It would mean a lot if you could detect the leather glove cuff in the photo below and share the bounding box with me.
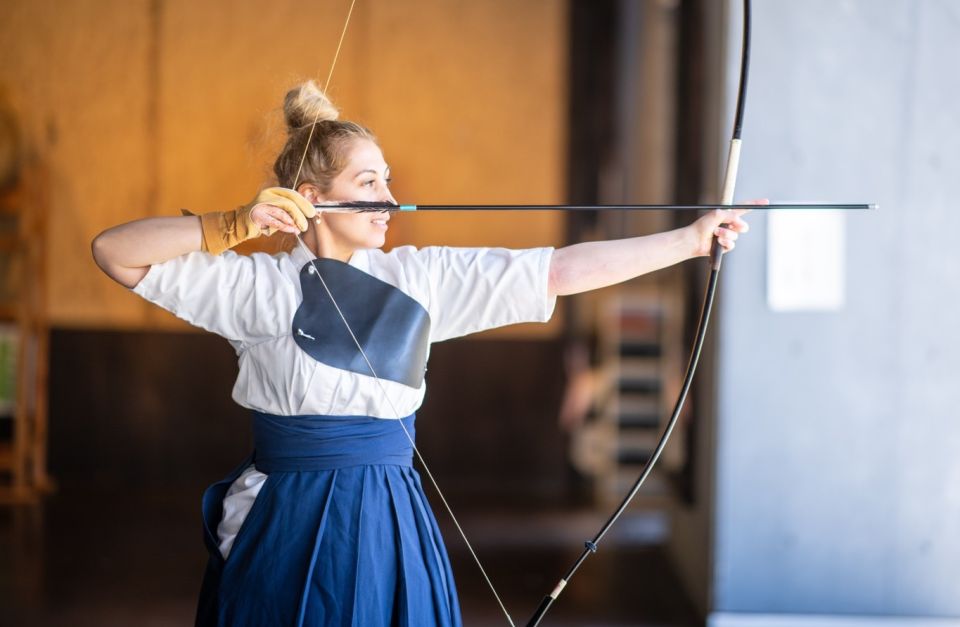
[197,209,259,255]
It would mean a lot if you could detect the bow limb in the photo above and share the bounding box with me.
[523,1,752,625]
[712,0,751,270]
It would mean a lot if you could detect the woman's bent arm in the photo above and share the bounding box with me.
[92,216,203,288]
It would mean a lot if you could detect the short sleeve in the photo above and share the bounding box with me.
[414,246,557,342]
[132,250,298,345]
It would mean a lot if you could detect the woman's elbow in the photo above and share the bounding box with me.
[91,230,113,270]
[91,230,145,289]
[547,249,572,297]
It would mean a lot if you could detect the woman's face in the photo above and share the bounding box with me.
[303,139,396,254]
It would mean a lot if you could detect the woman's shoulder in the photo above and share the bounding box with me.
[363,244,426,265]
[368,244,546,267]
[363,244,476,266]
[361,245,480,278]
[156,249,303,292]
[356,246,426,283]
[246,248,311,279]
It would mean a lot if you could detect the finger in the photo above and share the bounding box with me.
[252,206,293,235]
[270,198,309,232]
[714,227,739,242]
[270,215,300,234]
[254,206,298,234]
[293,195,317,220]
[264,205,296,227]
[269,187,317,220]
[728,198,768,217]
[260,214,292,235]
[715,231,736,250]
[713,208,748,225]
[259,188,312,229]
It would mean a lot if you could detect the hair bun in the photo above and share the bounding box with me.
[283,80,339,130]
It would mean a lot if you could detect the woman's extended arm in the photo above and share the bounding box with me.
[547,208,751,297]
[92,216,203,288]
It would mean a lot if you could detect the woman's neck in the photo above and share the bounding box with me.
[303,222,355,263]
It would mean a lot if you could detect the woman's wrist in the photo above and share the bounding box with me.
[681,224,705,259]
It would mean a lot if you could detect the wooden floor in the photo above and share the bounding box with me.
[1,486,700,627]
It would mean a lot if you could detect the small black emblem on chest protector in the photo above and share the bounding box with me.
[292,258,431,389]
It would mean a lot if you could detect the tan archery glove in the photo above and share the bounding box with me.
[196,187,317,255]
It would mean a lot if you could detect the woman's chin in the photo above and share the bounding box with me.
[370,230,387,248]
[361,234,387,249]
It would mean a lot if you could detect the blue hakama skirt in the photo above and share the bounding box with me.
[195,412,463,627]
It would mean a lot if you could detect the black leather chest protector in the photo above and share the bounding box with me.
[291,257,431,389]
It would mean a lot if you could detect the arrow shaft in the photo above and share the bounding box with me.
[313,202,876,212]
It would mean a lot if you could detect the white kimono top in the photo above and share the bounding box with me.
[133,243,556,557]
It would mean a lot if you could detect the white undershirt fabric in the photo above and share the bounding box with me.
[132,243,556,558]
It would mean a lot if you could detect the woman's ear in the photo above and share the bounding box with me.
[297,183,324,205]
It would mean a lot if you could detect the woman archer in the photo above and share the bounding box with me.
[92,80,751,626]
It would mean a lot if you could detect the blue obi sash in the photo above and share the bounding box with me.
[195,412,461,627]
[252,411,415,471]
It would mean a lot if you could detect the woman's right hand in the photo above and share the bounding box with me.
[193,187,318,255]
[244,187,317,236]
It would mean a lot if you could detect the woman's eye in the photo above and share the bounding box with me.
[385,178,393,187]
[361,180,375,187]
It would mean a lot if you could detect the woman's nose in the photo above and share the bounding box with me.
[380,187,397,206]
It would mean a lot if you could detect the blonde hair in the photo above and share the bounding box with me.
[273,80,377,193]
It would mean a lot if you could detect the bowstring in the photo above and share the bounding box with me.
[290,3,515,625]
[291,0,357,191]
[294,237,516,626]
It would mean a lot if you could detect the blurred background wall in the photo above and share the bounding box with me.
[685,1,960,625]
[0,2,579,624]
[0,0,574,500]
[0,0,566,331]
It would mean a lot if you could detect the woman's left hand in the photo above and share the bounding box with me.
[689,198,766,257]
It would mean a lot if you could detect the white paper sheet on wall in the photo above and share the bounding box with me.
[767,210,845,311]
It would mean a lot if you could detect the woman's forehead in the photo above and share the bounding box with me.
[347,140,388,172]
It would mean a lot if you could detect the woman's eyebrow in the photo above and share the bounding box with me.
[352,168,390,179]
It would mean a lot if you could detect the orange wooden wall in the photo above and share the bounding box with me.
[0,0,567,334]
